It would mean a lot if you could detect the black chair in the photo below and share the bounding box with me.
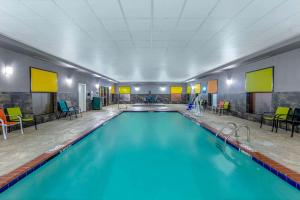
[287,108,300,137]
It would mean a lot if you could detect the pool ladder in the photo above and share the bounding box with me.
[216,122,251,144]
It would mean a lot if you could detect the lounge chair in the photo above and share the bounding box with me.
[6,107,37,130]
[286,108,300,137]
[57,100,77,119]
[260,107,290,132]
[0,108,23,140]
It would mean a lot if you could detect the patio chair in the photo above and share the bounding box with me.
[6,107,37,130]
[66,100,82,117]
[286,108,300,137]
[57,100,77,120]
[218,101,230,115]
[212,100,224,113]
[0,108,23,140]
[260,107,290,132]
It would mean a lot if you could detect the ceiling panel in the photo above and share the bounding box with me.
[87,0,123,19]
[154,0,185,18]
[121,0,150,18]
[182,0,219,18]
[0,0,299,82]
[177,19,204,31]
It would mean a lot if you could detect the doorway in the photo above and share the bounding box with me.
[78,83,87,112]
[208,93,218,107]
[247,93,272,114]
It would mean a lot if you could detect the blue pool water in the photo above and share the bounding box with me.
[1,112,299,199]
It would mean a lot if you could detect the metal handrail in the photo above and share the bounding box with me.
[236,125,251,143]
[216,122,238,137]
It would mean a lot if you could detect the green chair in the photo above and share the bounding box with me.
[6,107,36,130]
[260,107,290,132]
[218,101,230,115]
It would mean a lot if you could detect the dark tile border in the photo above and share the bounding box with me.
[0,110,299,194]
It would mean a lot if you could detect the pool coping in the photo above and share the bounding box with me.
[0,110,299,193]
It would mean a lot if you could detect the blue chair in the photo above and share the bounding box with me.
[57,100,77,119]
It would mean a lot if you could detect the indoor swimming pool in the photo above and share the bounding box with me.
[0,112,299,199]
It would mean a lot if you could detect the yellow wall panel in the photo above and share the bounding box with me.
[110,86,115,94]
[194,83,201,94]
[187,86,191,94]
[119,86,131,94]
[245,67,273,92]
[207,80,218,93]
[171,86,183,94]
[31,67,58,92]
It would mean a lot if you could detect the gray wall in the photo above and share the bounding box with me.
[0,46,112,94]
[116,82,187,94]
[189,47,300,119]
[0,46,114,116]
[116,82,188,104]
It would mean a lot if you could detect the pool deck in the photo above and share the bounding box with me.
[1,104,300,188]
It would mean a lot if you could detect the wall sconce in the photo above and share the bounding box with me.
[95,84,100,89]
[65,78,73,86]
[134,87,140,91]
[226,78,233,86]
[202,86,207,93]
[2,66,13,77]
[108,86,112,90]
[160,87,166,91]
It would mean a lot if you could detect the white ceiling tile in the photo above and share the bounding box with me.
[132,31,150,40]
[182,0,219,18]
[117,41,134,48]
[102,19,128,31]
[20,0,70,21]
[153,19,177,31]
[135,41,150,48]
[110,31,132,40]
[154,0,185,18]
[152,32,172,41]
[210,0,253,19]
[121,0,150,19]
[87,0,123,19]
[169,31,194,41]
[177,19,204,31]
[151,41,167,48]
[128,19,150,31]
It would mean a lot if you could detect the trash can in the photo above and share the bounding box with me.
[92,97,102,110]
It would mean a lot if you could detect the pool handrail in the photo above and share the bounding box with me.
[236,125,251,144]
